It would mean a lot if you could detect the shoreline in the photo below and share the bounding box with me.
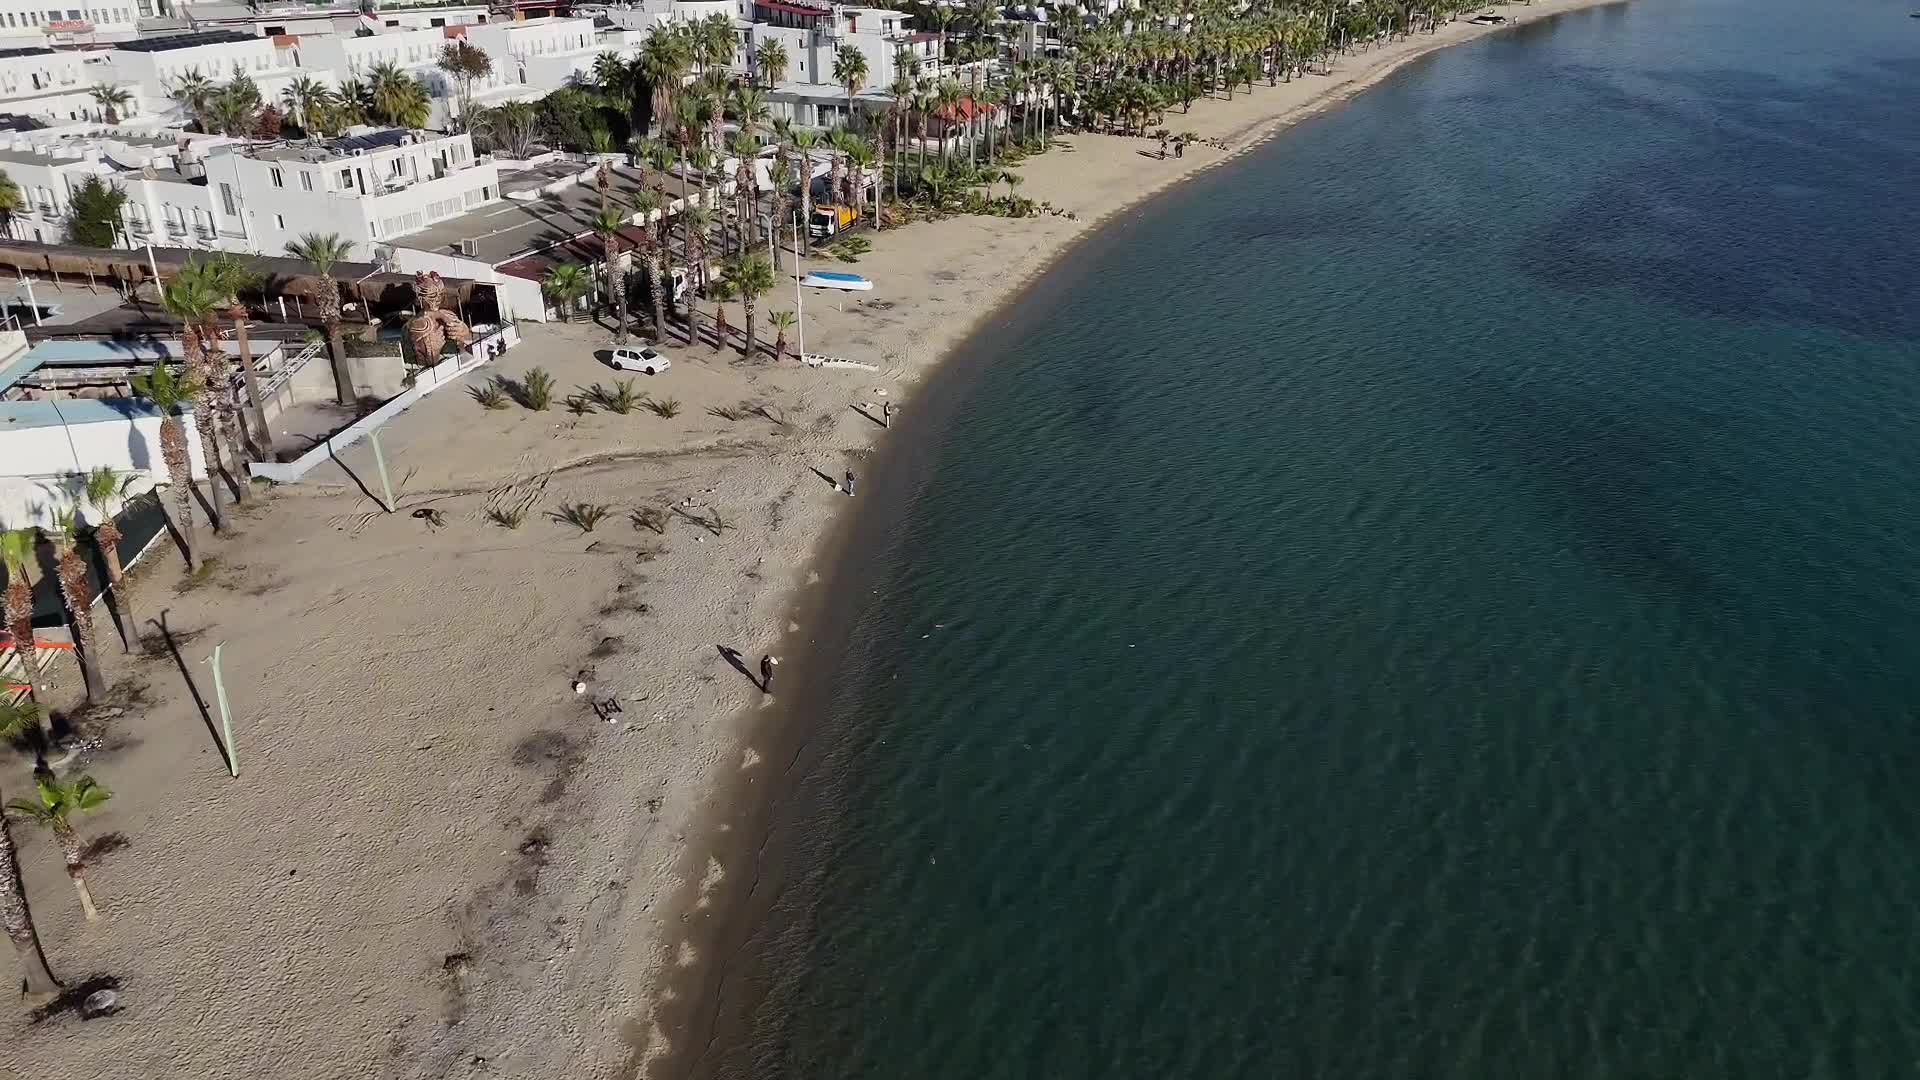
[638,1,1631,1075]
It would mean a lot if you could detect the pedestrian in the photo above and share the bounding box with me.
[1175,139,1185,159]
[760,654,776,693]
[844,469,856,497]
[882,400,893,428]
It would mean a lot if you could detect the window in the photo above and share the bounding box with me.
[220,183,238,215]
[274,213,285,229]
[300,171,313,192]
[269,167,284,188]
[66,8,81,18]
[338,168,352,188]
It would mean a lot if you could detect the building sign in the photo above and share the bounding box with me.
[47,18,93,31]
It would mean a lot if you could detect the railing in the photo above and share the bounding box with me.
[260,340,326,401]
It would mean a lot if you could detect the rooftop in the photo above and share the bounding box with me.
[111,29,258,52]
[245,128,430,163]
[401,163,704,265]
[0,396,170,431]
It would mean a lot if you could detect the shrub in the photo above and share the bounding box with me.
[486,505,527,529]
[565,394,595,416]
[521,367,554,410]
[590,380,642,414]
[644,396,681,418]
[630,506,666,534]
[553,502,611,532]
[471,383,509,410]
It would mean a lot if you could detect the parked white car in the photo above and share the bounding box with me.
[609,346,672,374]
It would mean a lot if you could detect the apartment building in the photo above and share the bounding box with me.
[0,0,141,45]
[200,129,498,260]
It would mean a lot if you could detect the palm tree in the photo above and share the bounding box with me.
[160,270,228,533]
[169,68,215,131]
[541,263,591,321]
[0,170,19,239]
[0,699,60,1000]
[1,529,38,693]
[284,233,356,406]
[842,135,876,219]
[368,62,429,129]
[201,255,268,462]
[590,206,629,344]
[630,191,669,343]
[130,360,203,570]
[44,512,103,703]
[280,76,332,135]
[767,309,796,363]
[727,131,760,256]
[88,83,132,124]
[80,468,144,652]
[833,45,870,131]
[753,39,788,90]
[720,255,775,360]
[6,776,111,922]
[334,78,374,126]
[682,207,714,346]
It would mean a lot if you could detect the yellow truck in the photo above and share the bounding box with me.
[808,204,858,239]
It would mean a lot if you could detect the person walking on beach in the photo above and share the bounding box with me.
[882,400,893,428]
[760,654,777,694]
[844,469,856,497]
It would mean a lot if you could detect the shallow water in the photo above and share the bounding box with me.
[707,2,1920,1076]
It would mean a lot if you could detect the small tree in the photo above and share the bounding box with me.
[88,83,132,124]
[6,776,111,922]
[64,176,128,247]
[720,255,775,359]
[285,233,356,406]
[46,511,104,702]
[438,40,493,128]
[0,700,60,998]
[542,263,591,321]
[0,170,20,239]
[81,467,144,651]
[768,309,796,363]
[130,359,205,569]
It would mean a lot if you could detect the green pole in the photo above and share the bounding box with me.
[368,429,395,512]
[208,642,237,778]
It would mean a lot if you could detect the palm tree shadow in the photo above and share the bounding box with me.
[150,609,228,774]
[324,444,384,511]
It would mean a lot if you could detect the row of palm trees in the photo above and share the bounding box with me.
[169,63,434,139]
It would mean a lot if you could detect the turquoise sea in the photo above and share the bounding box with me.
[689,1,1920,1076]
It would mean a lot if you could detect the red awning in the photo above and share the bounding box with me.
[755,0,831,16]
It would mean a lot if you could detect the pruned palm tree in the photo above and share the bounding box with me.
[682,207,714,347]
[201,253,267,474]
[81,468,143,652]
[590,206,629,345]
[720,255,775,360]
[833,45,871,131]
[44,512,103,703]
[754,40,788,89]
[130,359,204,570]
[630,191,668,343]
[768,309,796,363]
[0,699,60,999]
[284,233,356,406]
[6,776,110,922]
[541,263,591,322]
[160,269,228,532]
[168,68,215,131]
[88,83,132,124]
[1,529,38,694]
[727,130,760,256]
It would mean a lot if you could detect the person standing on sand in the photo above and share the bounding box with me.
[882,400,893,428]
[844,469,856,497]
[761,654,777,693]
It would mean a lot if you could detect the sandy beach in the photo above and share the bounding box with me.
[5,3,1624,1076]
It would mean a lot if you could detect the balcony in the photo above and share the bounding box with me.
[165,221,187,237]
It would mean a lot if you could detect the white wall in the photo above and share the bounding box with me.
[0,407,206,530]
[0,0,140,44]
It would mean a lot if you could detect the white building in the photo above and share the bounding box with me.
[99,28,302,123]
[202,129,497,260]
[0,0,141,47]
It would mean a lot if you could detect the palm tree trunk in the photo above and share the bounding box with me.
[0,816,61,998]
[5,578,34,699]
[55,546,104,703]
[325,322,354,406]
[160,417,199,570]
[646,251,668,342]
[742,298,756,359]
[94,524,141,651]
[232,314,269,459]
[189,398,225,532]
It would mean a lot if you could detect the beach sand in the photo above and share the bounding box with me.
[4,3,1622,1076]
